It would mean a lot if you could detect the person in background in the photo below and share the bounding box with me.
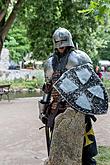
[95,65,103,79]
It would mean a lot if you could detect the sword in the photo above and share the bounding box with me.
[45,126,52,156]
[39,125,53,156]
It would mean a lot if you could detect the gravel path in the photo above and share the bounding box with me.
[0,97,109,165]
[93,103,110,146]
[0,98,47,165]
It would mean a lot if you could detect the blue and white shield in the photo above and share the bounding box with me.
[53,64,108,115]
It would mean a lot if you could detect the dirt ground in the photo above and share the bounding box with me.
[0,97,109,165]
[0,98,47,165]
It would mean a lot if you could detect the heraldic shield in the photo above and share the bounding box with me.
[53,64,108,115]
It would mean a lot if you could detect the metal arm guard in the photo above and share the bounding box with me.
[38,100,49,123]
[38,83,52,124]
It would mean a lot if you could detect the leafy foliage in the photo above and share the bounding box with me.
[24,0,99,60]
[4,21,30,62]
[0,0,24,52]
[97,25,110,61]
[3,0,110,63]
[78,0,110,24]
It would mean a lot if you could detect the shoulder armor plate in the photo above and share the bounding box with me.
[44,56,53,82]
[66,50,92,70]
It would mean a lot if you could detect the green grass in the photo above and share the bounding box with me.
[0,77,45,90]
[0,69,45,90]
[103,79,110,88]
[0,75,109,91]
[96,146,110,165]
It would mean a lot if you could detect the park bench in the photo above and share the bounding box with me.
[0,84,11,101]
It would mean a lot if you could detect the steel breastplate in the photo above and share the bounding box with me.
[44,50,92,82]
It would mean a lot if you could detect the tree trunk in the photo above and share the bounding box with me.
[0,0,23,53]
[45,108,85,165]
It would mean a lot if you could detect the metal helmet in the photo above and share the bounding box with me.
[53,27,74,49]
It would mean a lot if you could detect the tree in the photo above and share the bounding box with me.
[25,1,60,60]
[2,0,110,62]
[97,27,110,61]
[4,21,30,62]
[78,0,110,23]
[25,0,98,60]
[0,0,24,54]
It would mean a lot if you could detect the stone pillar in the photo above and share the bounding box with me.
[45,108,85,165]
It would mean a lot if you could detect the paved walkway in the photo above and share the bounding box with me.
[93,103,110,146]
[0,98,47,165]
[0,97,109,165]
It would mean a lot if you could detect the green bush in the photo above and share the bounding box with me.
[0,76,109,90]
[0,77,44,90]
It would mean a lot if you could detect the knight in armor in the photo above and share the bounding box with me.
[39,27,98,165]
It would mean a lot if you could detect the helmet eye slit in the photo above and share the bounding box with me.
[55,39,67,43]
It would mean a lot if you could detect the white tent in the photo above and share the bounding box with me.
[99,60,110,66]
